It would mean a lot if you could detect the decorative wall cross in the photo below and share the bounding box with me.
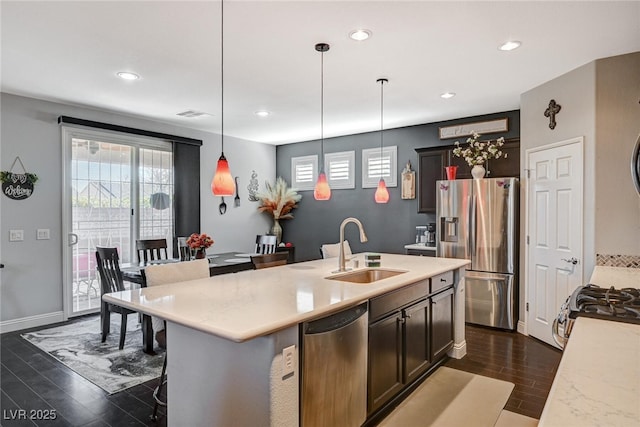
[544,99,561,130]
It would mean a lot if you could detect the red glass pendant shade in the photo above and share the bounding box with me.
[314,172,331,200]
[374,178,389,203]
[211,154,235,196]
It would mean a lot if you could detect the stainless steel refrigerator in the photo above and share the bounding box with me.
[436,178,519,330]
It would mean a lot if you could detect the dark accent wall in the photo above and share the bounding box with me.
[276,110,520,261]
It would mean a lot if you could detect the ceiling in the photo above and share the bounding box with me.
[2,1,639,145]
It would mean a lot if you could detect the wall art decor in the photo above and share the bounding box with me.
[247,170,259,202]
[401,160,416,199]
[544,99,561,130]
[439,118,508,139]
[1,157,38,200]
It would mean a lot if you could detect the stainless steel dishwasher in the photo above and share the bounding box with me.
[301,302,368,427]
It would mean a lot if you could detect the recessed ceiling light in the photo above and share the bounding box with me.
[117,71,140,80]
[349,29,371,41]
[440,92,456,99]
[498,41,521,51]
[255,111,270,117]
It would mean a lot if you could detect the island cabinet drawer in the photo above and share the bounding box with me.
[369,280,429,322]
[431,271,454,293]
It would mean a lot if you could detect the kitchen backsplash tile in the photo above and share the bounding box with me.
[596,254,640,268]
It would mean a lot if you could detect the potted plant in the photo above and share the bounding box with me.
[452,132,506,179]
[256,177,301,244]
[186,233,214,259]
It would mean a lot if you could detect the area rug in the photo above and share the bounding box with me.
[21,316,164,394]
[378,366,515,427]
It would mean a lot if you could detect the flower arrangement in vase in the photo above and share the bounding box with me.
[256,177,301,244]
[186,233,214,259]
[452,132,506,179]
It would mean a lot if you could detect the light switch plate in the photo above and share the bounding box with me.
[9,229,24,241]
[37,229,50,240]
[282,345,295,377]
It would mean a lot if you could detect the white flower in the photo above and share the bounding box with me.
[452,132,507,167]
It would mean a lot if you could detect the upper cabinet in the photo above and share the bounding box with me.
[417,149,447,213]
[416,139,520,213]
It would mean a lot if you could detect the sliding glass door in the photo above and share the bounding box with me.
[62,127,174,317]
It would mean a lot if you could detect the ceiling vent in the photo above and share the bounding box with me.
[176,110,209,118]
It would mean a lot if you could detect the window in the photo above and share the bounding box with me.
[362,146,397,188]
[325,151,355,189]
[291,155,318,190]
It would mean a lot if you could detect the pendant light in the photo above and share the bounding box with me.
[313,42,331,201]
[211,0,236,197]
[375,78,390,204]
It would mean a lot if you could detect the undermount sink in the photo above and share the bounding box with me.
[326,268,407,284]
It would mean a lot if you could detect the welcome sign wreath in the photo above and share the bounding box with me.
[1,157,38,200]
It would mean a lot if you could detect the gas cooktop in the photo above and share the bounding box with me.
[569,284,640,324]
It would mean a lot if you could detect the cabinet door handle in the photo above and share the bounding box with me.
[405,314,411,320]
[397,317,405,324]
[440,277,447,282]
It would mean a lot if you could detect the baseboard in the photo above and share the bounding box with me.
[448,340,467,359]
[0,311,65,334]
[517,320,526,335]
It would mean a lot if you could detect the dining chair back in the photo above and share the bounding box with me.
[250,252,289,269]
[95,246,137,350]
[136,238,168,263]
[255,235,277,255]
[320,240,352,259]
[143,258,210,421]
[177,237,189,261]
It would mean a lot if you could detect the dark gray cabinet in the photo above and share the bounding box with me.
[368,313,403,414]
[403,299,431,384]
[431,288,454,361]
[417,149,446,213]
[367,277,455,417]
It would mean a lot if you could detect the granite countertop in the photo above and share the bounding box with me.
[538,317,640,426]
[404,243,437,251]
[103,253,469,342]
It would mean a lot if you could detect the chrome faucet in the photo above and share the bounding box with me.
[337,217,368,272]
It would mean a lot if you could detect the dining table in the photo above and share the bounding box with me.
[119,251,254,353]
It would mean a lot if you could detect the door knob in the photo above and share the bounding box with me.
[561,257,579,265]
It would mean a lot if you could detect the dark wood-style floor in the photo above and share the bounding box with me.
[1,318,561,426]
[444,324,562,419]
[1,316,167,427]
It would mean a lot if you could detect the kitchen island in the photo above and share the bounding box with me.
[103,253,469,426]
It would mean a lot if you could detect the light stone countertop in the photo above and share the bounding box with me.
[539,265,640,426]
[404,244,437,251]
[588,265,640,288]
[103,253,469,342]
[538,317,640,426]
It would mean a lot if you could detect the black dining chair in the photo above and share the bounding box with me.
[95,246,137,350]
[136,239,169,263]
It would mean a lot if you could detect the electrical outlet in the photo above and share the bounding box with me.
[282,345,295,377]
[37,229,50,240]
[9,229,24,242]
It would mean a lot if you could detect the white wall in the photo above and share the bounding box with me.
[520,51,640,326]
[594,52,640,255]
[0,93,275,331]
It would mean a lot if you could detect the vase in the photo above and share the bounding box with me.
[471,164,486,179]
[445,166,458,180]
[193,248,207,259]
[271,219,282,245]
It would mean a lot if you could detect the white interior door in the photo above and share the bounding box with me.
[526,137,583,348]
